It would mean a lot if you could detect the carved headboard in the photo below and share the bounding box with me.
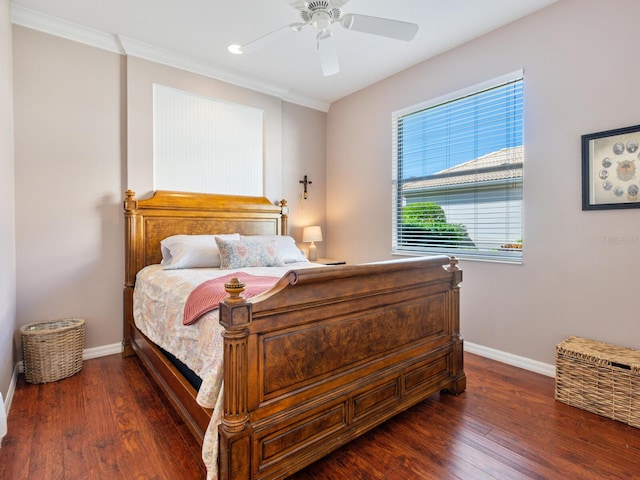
[123,189,288,286]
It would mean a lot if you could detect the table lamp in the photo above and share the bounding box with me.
[302,225,322,261]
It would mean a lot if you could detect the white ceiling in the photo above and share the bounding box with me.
[10,0,558,110]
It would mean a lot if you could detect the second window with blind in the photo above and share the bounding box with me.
[392,71,524,263]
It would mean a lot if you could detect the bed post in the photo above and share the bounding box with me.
[219,278,253,480]
[279,199,288,235]
[446,256,466,394]
[123,190,138,357]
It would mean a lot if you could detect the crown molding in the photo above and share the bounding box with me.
[282,91,330,112]
[10,4,330,112]
[10,4,123,53]
[117,35,291,101]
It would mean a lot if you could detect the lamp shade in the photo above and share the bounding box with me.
[302,225,322,243]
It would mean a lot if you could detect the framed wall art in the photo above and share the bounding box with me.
[582,124,640,210]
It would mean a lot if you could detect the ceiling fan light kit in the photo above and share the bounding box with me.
[227,0,419,76]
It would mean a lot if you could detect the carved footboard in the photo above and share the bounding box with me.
[218,256,465,480]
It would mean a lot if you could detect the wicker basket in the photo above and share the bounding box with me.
[21,318,85,384]
[555,336,640,427]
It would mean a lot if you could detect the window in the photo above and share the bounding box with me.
[392,71,524,262]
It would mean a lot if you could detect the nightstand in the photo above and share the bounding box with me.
[314,258,346,265]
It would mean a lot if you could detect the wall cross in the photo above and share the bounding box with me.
[299,175,312,199]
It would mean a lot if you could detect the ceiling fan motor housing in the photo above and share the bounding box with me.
[300,1,342,24]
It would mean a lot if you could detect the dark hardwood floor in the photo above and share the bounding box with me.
[2,352,640,479]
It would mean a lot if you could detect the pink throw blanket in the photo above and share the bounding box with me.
[183,272,280,326]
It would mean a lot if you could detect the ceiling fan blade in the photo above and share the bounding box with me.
[229,23,303,55]
[317,33,339,76]
[341,13,418,41]
[285,0,308,11]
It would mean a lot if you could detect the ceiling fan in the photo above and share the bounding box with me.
[227,0,419,77]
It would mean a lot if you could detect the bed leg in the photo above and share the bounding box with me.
[219,426,253,480]
[122,285,135,357]
[445,257,466,395]
[443,337,466,395]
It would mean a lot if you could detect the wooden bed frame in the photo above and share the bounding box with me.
[123,190,466,480]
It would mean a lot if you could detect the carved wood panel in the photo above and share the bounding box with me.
[261,294,446,395]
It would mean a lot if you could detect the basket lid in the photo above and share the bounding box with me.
[557,336,640,373]
[20,318,85,335]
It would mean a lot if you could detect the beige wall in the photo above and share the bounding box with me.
[13,28,124,351]
[327,0,640,365]
[0,0,16,399]
[10,26,327,362]
[282,101,327,257]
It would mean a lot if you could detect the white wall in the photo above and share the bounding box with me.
[0,0,16,399]
[327,0,640,365]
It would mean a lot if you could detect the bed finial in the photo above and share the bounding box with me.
[446,256,459,272]
[124,190,137,213]
[279,199,289,235]
[224,277,247,303]
[447,256,462,287]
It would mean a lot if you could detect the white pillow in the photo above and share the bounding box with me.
[240,235,309,264]
[160,234,240,269]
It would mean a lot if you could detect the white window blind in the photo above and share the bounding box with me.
[153,84,263,196]
[392,72,524,262]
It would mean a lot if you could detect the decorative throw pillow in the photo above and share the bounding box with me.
[160,233,240,269]
[240,235,309,264]
[215,236,285,269]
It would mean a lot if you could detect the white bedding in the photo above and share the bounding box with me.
[132,262,318,479]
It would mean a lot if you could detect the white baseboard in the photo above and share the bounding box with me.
[16,342,123,374]
[83,342,123,360]
[3,341,553,428]
[13,341,552,378]
[1,363,20,445]
[464,341,556,378]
